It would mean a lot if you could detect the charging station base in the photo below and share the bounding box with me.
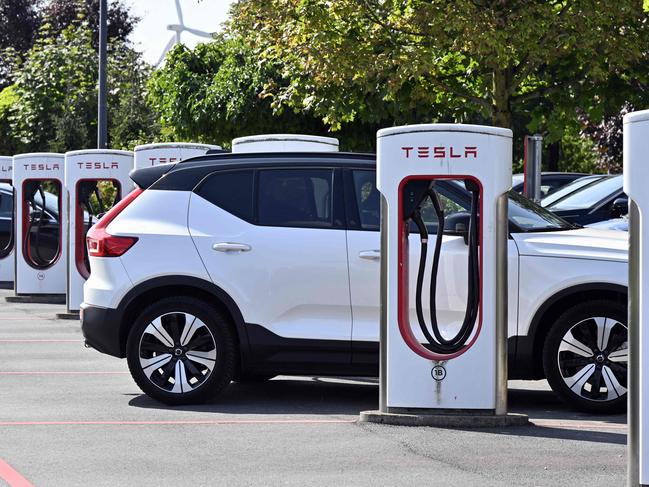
[55,311,80,320]
[5,294,66,304]
[359,410,529,428]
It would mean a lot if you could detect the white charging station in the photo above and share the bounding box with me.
[12,153,67,297]
[0,156,14,285]
[623,109,649,487]
[134,142,221,170]
[232,134,339,153]
[64,149,134,314]
[361,124,524,426]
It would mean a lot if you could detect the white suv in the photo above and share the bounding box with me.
[81,152,628,412]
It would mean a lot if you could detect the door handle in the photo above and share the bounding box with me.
[359,250,380,261]
[212,242,252,252]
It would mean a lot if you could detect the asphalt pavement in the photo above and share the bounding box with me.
[0,289,626,486]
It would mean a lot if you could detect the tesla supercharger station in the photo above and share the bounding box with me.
[231,134,339,153]
[133,142,221,170]
[12,153,67,298]
[0,156,14,286]
[361,124,525,426]
[63,149,134,315]
[623,110,649,486]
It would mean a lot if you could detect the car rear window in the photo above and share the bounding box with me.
[195,170,254,221]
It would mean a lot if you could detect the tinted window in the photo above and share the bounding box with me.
[548,175,622,211]
[258,169,333,228]
[196,170,254,221]
[352,170,380,230]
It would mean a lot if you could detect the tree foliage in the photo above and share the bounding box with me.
[148,37,382,150]
[6,23,158,154]
[0,0,42,88]
[229,0,647,134]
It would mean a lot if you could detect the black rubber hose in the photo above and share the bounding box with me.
[411,186,481,354]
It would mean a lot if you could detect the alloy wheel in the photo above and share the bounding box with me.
[138,312,217,394]
[557,316,628,403]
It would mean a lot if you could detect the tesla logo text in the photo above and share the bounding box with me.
[401,146,478,159]
[148,157,178,166]
[77,162,120,169]
[23,163,60,171]
[0,165,12,172]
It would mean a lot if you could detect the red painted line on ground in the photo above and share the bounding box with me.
[0,339,83,343]
[532,419,627,431]
[0,318,53,321]
[0,419,356,426]
[0,371,128,375]
[0,458,33,487]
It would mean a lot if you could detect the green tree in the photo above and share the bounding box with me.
[9,23,159,153]
[229,0,647,133]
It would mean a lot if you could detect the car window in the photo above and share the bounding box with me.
[258,169,333,228]
[541,176,604,207]
[548,175,623,211]
[195,170,254,222]
[352,171,380,230]
[0,189,12,217]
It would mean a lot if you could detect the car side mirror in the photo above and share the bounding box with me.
[610,197,628,218]
[444,212,471,245]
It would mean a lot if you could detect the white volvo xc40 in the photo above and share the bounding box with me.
[81,152,628,412]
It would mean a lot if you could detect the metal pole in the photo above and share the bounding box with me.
[97,0,108,149]
[495,192,509,416]
[379,195,388,413]
[523,135,543,202]
[628,201,640,486]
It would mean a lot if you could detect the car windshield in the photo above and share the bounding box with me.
[548,175,622,211]
[447,180,573,232]
[541,175,605,208]
[507,190,574,232]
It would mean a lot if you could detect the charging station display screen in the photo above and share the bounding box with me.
[75,180,121,278]
[0,184,13,258]
[23,180,61,269]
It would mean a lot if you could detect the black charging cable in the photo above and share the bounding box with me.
[409,183,481,354]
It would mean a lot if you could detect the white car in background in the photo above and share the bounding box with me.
[80,153,629,413]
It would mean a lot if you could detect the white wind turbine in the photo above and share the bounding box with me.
[155,0,214,67]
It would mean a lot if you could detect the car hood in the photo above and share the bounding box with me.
[512,228,627,262]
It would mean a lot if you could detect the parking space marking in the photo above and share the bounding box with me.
[0,458,33,487]
[0,371,128,375]
[0,339,83,343]
[0,419,357,426]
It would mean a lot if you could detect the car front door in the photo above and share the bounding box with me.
[345,170,519,366]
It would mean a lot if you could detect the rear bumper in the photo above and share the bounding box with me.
[80,303,125,358]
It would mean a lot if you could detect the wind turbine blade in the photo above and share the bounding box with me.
[183,27,214,38]
[175,0,184,25]
[155,35,177,67]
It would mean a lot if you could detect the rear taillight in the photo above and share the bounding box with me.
[86,187,143,258]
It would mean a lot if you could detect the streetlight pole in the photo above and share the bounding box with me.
[97,0,108,148]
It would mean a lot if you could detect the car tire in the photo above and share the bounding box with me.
[126,297,236,405]
[542,300,628,414]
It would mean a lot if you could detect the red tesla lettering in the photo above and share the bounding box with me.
[433,147,445,158]
[417,147,429,158]
[465,146,477,158]
[149,158,156,166]
[402,147,413,158]
[450,147,461,158]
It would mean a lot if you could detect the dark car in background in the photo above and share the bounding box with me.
[540,174,608,208]
[512,172,587,198]
[545,174,626,225]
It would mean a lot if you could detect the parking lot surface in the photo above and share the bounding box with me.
[0,289,626,486]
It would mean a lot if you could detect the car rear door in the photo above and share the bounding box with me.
[188,166,353,363]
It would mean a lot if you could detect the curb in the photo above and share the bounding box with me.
[359,410,529,428]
